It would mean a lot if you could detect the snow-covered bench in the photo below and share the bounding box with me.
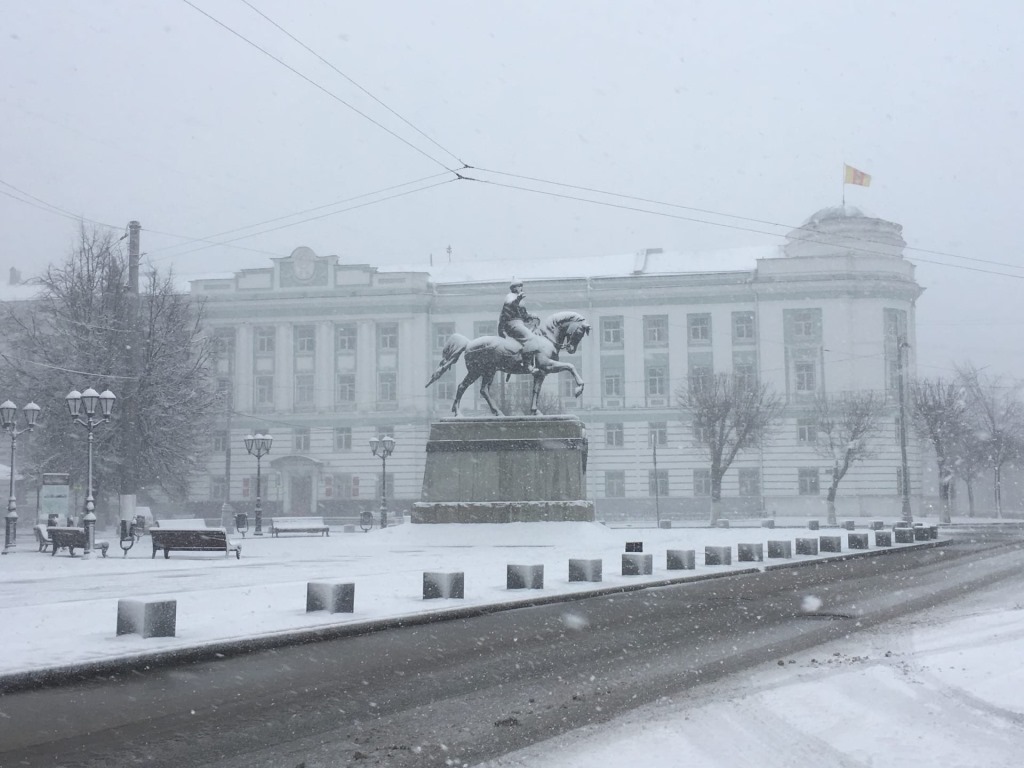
[153,518,210,530]
[48,527,110,557]
[34,524,52,552]
[150,527,241,559]
[268,517,330,537]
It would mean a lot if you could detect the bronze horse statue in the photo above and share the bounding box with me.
[426,311,591,416]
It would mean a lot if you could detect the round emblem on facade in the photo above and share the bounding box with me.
[290,246,317,281]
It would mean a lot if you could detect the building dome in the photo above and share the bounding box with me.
[784,205,905,259]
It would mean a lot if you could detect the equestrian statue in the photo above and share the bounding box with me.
[426,279,591,416]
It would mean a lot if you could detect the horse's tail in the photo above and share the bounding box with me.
[425,334,469,387]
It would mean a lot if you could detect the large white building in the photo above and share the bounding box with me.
[190,206,923,521]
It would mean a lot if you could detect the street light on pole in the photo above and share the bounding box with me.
[66,387,115,559]
[369,434,395,529]
[1,399,41,554]
[244,433,272,536]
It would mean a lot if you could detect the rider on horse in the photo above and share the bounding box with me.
[498,279,540,374]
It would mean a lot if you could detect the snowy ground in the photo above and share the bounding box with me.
[2,517,1021,766]
[486,570,1024,768]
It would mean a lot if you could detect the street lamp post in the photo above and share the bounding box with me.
[66,388,115,559]
[244,433,272,536]
[369,434,395,529]
[1,399,41,554]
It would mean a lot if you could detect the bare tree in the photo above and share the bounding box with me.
[811,391,887,525]
[957,365,1024,518]
[677,373,782,526]
[911,377,969,523]
[1,225,220,512]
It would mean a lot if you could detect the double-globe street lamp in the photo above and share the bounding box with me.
[369,434,395,529]
[243,433,272,536]
[1,399,41,554]
[66,388,115,559]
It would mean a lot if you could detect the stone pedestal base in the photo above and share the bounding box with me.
[415,415,593,524]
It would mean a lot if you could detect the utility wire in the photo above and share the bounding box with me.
[146,171,453,260]
[461,175,1024,280]
[0,180,122,231]
[471,166,1024,273]
[179,0,459,173]
[237,0,465,169]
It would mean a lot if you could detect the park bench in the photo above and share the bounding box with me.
[48,527,110,557]
[153,518,210,530]
[268,516,330,537]
[150,527,241,559]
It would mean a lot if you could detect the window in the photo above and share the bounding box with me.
[212,432,228,453]
[738,468,760,497]
[689,365,712,393]
[294,428,310,452]
[474,320,497,338]
[255,375,274,408]
[605,422,624,447]
[798,468,820,495]
[797,418,818,443]
[643,315,668,346]
[646,365,667,399]
[294,325,316,353]
[687,313,711,344]
[336,323,357,352]
[600,316,624,348]
[433,370,456,401]
[732,311,755,343]
[733,351,757,391]
[212,328,236,375]
[693,469,711,497]
[328,473,357,499]
[605,470,625,498]
[649,469,669,497]
[334,427,352,451]
[433,322,455,350]
[792,310,817,338]
[255,327,275,354]
[377,371,397,402]
[603,371,623,398]
[294,374,315,408]
[377,323,398,350]
[648,421,667,448]
[795,361,817,392]
[336,373,355,404]
[693,423,709,443]
[784,308,822,343]
[210,476,227,501]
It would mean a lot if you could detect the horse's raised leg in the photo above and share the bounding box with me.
[478,371,501,416]
[452,371,480,416]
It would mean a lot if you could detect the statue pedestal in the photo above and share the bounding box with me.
[413,415,594,524]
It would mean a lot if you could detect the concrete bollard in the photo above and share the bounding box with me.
[568,558,602,582]
[716,519,731,528]
[666,549,696,570]
[117,599,177,638]
[795,537,819,556]
[894,528,915,544]
[423,571,464,599]
[819,535,842,553]
[704,545,732,565]
[874,530,893,547]
[507,564,544,590]
[737,543,764,562]
[625,541,643,552]
[621,553,653,576]
[807,520,820,530]
[842,520,856,530]
[658,520,672,529]
[761,519,775,528]
[870,520,885,530]
[767,540,792,558]
[928,525,939,539]
[848,533,870,550]
[306,581,355,613]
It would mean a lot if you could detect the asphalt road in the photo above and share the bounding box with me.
[2,527,1021,768]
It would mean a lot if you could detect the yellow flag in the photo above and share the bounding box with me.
[843,164,871,186]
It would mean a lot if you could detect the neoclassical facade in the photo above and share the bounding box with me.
[191,207,923,521]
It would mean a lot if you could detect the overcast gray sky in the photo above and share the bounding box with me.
[2,1,1022,380]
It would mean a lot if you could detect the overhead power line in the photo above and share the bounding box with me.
[460,173,1024,280]
[179,0,459,173]
[237,0,466,169]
